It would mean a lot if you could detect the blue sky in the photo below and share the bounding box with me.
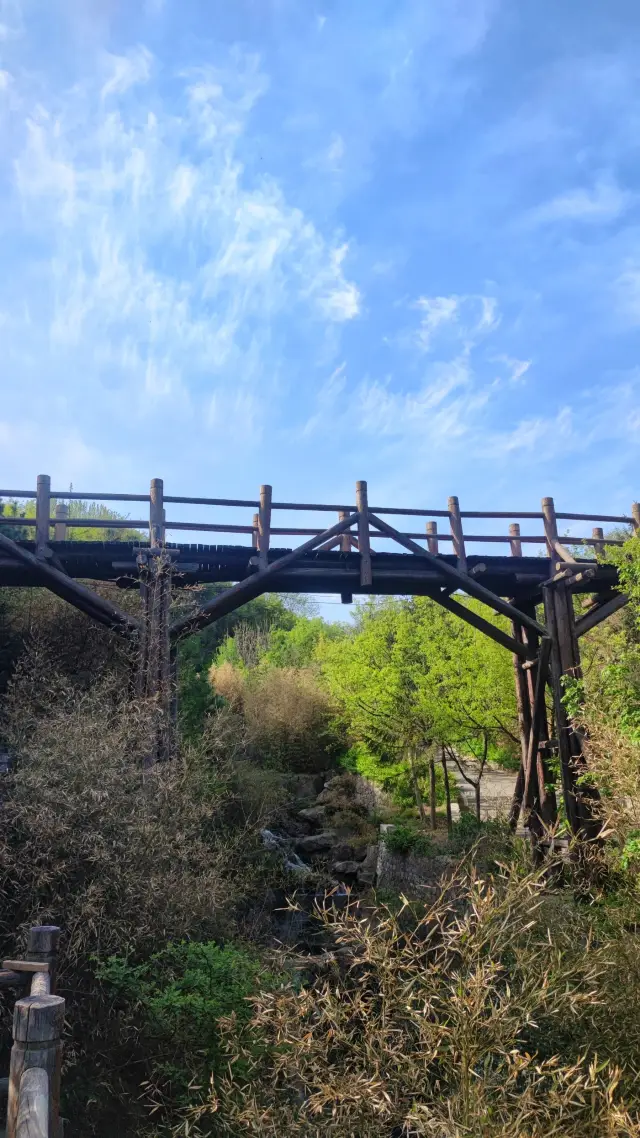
[1,0,640,555]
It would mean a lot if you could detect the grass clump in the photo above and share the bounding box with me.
[185,865,640,1137]
[381,823,434,858]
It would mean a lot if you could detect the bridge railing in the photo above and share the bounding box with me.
[1,926,64,1138]
[0,476,637,566]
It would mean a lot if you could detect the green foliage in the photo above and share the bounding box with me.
[97,940,280,1105]
[0,496,145,542]
[259,616,345,669]
[382,823,434,857]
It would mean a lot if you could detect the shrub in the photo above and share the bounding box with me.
[210,664,342,772]
[185,866,640,1137]
[382,823,434,858]
[97,940,282,1113]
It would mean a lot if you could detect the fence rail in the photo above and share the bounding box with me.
[0,477,637,559]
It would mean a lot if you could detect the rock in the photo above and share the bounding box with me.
[332,860,360,877]
[332,842,355,862]
[295,831,337,854]
[278,816,311,839]
[298,805,328,825]
[353,846,368,863]
[356,844,379,887]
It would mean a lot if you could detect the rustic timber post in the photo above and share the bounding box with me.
[258,485,272,572]
[592,527,605,558]
[26,927,60,994]
[54,504,68,542]
[138,478,173,764]
[543,574,599,838]
[426,521,439,554]
[35,475,50,556]
[356,481,372,587]
[252,512,259,550]
[631,502,640,532]
[509,522,522,557]
[541,496,558,557]
[448,496,466,573]
[339,510,353,605]
[7,993,65,1138]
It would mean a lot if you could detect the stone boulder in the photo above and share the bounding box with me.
[356,844,379,887]
[332,860,360,877]
[296,831,338,855]
[298,805,328,826]
[332,841,355,862]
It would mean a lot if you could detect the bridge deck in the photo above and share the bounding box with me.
[0,540,618,602]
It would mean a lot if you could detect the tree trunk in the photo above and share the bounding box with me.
[408,747,426,823]
[441,745,453,832]
[429,753,437,830]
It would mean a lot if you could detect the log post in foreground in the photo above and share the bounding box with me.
[7,993,65,1138]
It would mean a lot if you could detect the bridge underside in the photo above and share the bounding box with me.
[0,540,619,604]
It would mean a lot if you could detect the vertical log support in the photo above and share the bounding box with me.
[252,512,259,550]
[26,927,60,994]
[53,504,68,542]
[138,478,173,764]
[35,475,51,556]
[426,521,439,554]
[339,510,353,604]
[592,527,605,558]
[356,481,372,587]
[542,495,558,557]
[448,496,467,573]
[509,522,522,557]
[543,576,600,838]
[7,994,65,1138]
[631,502,640,532]
[258,485,272,572]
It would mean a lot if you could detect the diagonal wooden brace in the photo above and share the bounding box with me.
[170,511,360,639]
[368,511,548,639]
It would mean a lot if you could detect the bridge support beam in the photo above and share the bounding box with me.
[136,549,174,766]
[543,579,600,838]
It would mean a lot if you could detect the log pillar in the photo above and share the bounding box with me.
[25,927,60,994]
[508,600,556,836]
[137,478,173,764]
[7,994,65,1138]
[35,475,51,556]
[543,580,599,837]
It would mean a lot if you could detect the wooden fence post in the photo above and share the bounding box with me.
[26,927,60,994]
[631,502,640,532]
[252,512,259,550]
[509,522,522,557]
[150,478,164,548]
[448,496,466,573]
[258,485,272,572]
[35,476,50,556]
[54,504,68,542]
[339,510,353,605]
[355,481,372,587]
[7,994,65,1138]
[426,521,439,554]
[541,496,558,558]
[592,527,604,557]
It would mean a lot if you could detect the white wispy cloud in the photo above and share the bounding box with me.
[527,175,633,226]
[414,293,499,352]
[1,43,361,476]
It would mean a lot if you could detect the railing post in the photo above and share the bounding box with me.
[355,481,372,587]
[35,475,51,555]
[339,510,351,553]
[149,478,164,548]
[7,993,65,1138]
[26,926,61,994]
[426,521,438,554]
[252,512,259,550]
[448,496,466,573]
[631,502,640,532]
[258,485,272,572]
[54,504,68,542]
[509,522,522,557]
[592,527,605,558]
[541,496,558,558]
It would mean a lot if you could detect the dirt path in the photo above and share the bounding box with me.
[451,758,518,820]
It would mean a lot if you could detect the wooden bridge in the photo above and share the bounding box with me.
[0,474,636,841]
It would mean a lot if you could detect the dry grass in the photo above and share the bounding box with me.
[210,663,340,771]
[185,865,640,1137]
[0,638,275,1134]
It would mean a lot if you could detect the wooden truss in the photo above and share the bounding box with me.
[0,475,635,836]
